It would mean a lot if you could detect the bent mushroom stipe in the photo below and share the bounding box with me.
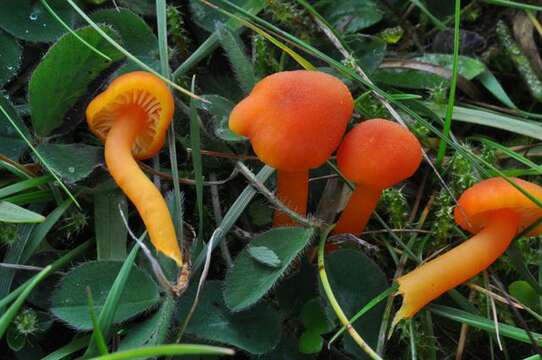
[394,177,542,325]
[86,71,182,266]
[229,70,354,226]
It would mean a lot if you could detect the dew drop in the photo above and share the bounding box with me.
[29,13,38,21]
[24,29,29,34]
[68,166,75,173]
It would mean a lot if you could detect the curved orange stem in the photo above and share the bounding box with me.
[333,185,382,235]
[394,209,519,324]
[273,170,308,227]
[105,108,182,266]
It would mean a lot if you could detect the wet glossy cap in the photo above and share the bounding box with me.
[454,177,542,235]
[229,70,353,172]
[336,119,422,189]
[86,71,174,160]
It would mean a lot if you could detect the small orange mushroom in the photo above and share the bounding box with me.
[333,119,422,235]
[229,70,354,226]
[86,71,182,266]
[394,177,542,324]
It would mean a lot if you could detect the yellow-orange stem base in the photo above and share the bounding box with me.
[333,185,381,235]
[273,170,309,227]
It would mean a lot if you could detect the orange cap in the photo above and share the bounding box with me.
[86,71,174,160]
[229,70,353,172]
[454,177,542,235]
[336,119,422,189]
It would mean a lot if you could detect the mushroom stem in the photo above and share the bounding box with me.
[393,209,519,325]
[273,170,309,227]
[333,185,382,235]
[105,108,183,266]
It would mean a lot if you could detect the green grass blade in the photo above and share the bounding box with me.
[21,198,73,262]
[436,0,461,165]
[484,0,542,11]
[0,201,45,223]
[94,189,128,261]
[2,190,53,206]
[42,336,92,360]
[87,288,109,355]
[429,304,542,344]
[473,137,541,173]
[85,244,140,357]
[0,103,79,207]
[0,265,52,338]
[190,79,204,241]
[192,165,274,272]
[88,344,235,360]
[0,174,53,199]
[426,104,542,141]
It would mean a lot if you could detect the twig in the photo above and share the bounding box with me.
[210,173,233,267]
[177,227,222,342]
[186,148,258,161]
[456,289,476,360]
[139,162,238,186]
[0,262,65,275]
[236,162,321,228]
[117,205,176,296]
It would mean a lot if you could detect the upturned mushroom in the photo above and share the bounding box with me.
[229,70,354,226]
[86,71,182,266]
[394,177,542,324]
[333,119,422,235]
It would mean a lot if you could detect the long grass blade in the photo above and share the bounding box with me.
[87,344,235,360]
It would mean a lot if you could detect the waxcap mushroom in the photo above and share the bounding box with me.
[229,70,354,172]
[87,71,174,160]
[454,177,542,235]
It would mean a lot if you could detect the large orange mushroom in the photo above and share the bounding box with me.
[86,71,182,266]
[229,70,354,226]
[394,177,542,323]
[333,119,422,235]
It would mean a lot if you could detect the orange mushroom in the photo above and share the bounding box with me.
[229,70,354,226]
[394,177,542,323]
[333,119,422,235]
[86,71,182,266]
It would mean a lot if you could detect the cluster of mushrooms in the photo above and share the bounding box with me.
[85,70,542,327]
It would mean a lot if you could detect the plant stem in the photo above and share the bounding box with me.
[317,225,383,360]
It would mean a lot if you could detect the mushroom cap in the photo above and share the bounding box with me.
[336,119,422,189]
[229,70,353,172]
[454,177,542,235]
[86,71,174,160]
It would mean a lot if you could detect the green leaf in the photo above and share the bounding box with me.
[224,227,315,311]
[29,25,124,137]
[0,31,21,86]
[509,280,539,311]
[0,0,76,42]
[50,260,160,330]
[320,0,383,33]
[415,54,486,80]
[0,93,29,160]
[322,249,387,358]
[178,280,281,354]
[298,330,323,354]
[301,298,334,334]
[248,246,281,268]
[216,22,256,94]
[189,0,264,32]
[93,188,127,261]
[347,36,387,75]
[118,296,175,351]
[0,201,45,223]
[35,144,102,183]
[425,103,542,141]
[197,95,246,142]
[90,8,159,70]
